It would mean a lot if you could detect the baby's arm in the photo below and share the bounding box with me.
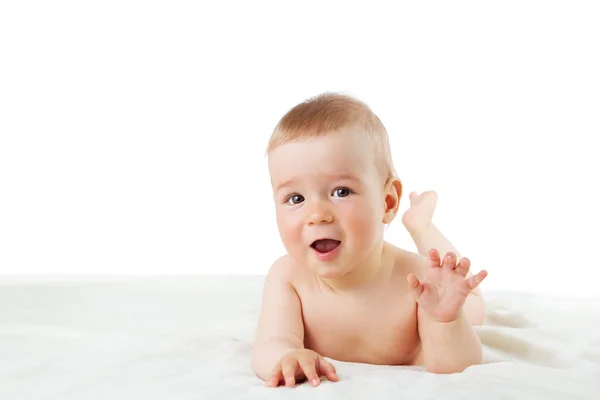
[407,251,487,374]
[418,303,483,374]
[251,258,304,381]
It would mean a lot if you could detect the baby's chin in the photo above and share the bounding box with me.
[309,261,351,280]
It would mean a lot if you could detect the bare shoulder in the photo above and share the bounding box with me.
[263,254,294,288]
[264,254,310,291]
[265,254,291,278]
[388,243,427,279]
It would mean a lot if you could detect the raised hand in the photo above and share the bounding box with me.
[407,249,488,323]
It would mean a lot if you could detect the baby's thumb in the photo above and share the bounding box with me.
[407,274,423,301]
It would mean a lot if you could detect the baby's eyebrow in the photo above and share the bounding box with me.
[274,178,298,193]
[330,173,359,182]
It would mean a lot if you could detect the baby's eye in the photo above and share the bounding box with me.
[286,194,305,205]
[332,187,352,198]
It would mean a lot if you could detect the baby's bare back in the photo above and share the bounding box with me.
[290,249,424,365]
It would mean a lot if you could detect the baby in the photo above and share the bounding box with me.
[251,93,489,387]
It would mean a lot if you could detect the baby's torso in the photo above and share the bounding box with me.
[291,252,423,365]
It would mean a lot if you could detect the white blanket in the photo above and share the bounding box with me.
[1,276,599,399]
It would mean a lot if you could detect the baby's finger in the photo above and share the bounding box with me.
[266,366,283,387]
[407,273,424,301]
[298,357,320,386]
[455,257,471,277]
[427,249,441,268]
[281,359,297,387]
[466,270,488,290]
[318,358,339,382]
[442,252,457,270]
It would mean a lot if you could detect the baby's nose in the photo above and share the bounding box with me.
[307,205,334,225]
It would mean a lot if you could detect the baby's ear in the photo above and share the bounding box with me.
[383,177,402,224]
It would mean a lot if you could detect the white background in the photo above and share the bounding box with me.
[1,1,598,296]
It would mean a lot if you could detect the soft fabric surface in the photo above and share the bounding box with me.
[1,276,599,399]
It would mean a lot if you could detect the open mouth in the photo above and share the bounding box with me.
[310,239,341,254]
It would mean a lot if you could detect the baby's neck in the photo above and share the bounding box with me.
[318,241,393,293]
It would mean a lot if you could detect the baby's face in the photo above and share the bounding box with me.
[268,127,387,279]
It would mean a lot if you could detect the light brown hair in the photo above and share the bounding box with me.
[266,92,397,180]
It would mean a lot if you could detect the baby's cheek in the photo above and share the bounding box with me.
[279,218,303,251]
[349,205,380,242]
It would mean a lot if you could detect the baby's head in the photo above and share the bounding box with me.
[267,92,402,279]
